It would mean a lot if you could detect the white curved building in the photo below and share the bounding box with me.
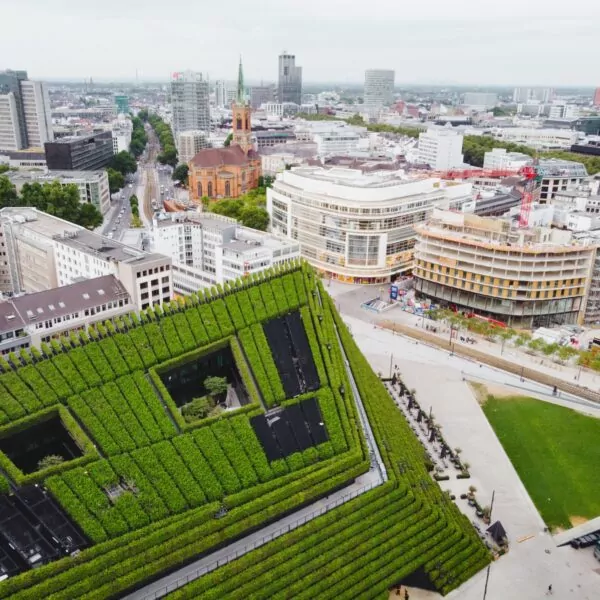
[267,167,473,283]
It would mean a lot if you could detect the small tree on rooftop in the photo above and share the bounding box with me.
[38,454,65,471]
[204,376,228,399]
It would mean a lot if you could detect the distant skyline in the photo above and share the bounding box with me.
[3,0,599,87]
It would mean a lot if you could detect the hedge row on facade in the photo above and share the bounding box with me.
[0,446,365,600]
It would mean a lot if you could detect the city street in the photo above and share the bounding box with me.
[101,172,137,240]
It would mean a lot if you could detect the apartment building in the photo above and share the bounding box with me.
[417,128,464,170]
[414,210,597,328]
[462,92,498,110]
[7,170,111,215]
[267,166,473,283]
[152,212,300,294]
[0,207,172,310]
[314,130,361,158]
[111,117,133,154]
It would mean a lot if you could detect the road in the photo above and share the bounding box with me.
[101,174,137,241]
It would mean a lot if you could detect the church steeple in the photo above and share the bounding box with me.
[232,56,252,155]
[236,56,245,105]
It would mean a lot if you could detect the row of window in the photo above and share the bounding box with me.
[136,264,170,279]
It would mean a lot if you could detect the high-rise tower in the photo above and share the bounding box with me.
[170,71,210,137]
[278,52,302,105]
[232,58,252,155]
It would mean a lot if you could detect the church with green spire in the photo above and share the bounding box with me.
[232,56,252,154]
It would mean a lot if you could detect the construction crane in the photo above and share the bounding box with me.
[436,165,541,228]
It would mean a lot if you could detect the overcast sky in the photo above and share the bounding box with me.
[3,0,599,86]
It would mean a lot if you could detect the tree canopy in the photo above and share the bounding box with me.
[172,163,189,185]
[108,151,137,176]
[107,168,125,194]
[148,114,178,167]
[223,133,233,147]
[0,176,102,228]
[129,117,148,158]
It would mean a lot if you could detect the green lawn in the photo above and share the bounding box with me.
[482,395,600,531]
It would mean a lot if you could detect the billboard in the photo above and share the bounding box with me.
[390,285,399,300]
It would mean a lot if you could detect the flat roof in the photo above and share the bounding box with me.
[8,170,106,183]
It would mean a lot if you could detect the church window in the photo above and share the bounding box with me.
[225,181,231,196]
[236,116,242,130]
[208,181,213,197]
[197,182,202,197]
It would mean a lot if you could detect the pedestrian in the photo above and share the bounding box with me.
[547,584,553,594]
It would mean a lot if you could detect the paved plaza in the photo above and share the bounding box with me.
[342,313,600,600]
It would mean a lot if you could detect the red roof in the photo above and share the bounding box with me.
[190,145,258,168]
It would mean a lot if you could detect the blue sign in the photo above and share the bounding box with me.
[390,285,399,300]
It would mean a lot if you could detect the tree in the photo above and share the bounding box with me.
[172,163,189,185]
[0,175,18,207]
[109,151,137,176]
[224,133,233,147]
[210,198,244,220]
[181,396,211,423]
[107,168,125,194]
[138,108,149,122]
[557,345,578,362]
[38,454,64,471]
[78,203,103,228]
[204,376,228,399]
[0,164,10,175]
[240,206,269,231]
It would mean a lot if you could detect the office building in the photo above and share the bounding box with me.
[250,84,275,109]
[0,70,53,150]
[171,71,210,136]
[417,128,464,170]
[255,130,295,149]
[278,52,302,105]
[152,212,300,293]
[414,210,596,328]
[364,70,395,111]
[114,95,129,115]
[483,148,533,171]
[536,159,588,202]
[0,207,172,311]
[44,131,114,170]
[0,275,133,353]
[177,130,209,164]
[462,92,498,110]
[548,104,579,120]
[267,166,473,283]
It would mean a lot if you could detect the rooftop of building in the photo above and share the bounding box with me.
[7,170,106,184]
[154,212,237,232]
[416,210,597,253]
[10,275,129,327]
[0,207,160,263]
[46,130,112,144]
[0,300,26,333]
[189,145,259,168]
[0,148,45,159]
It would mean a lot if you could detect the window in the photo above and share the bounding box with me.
[140,281,148,289]
[162,286,170,294]
[161,276,169,283]
[141,292,149,300]
[151,279,158,286]
[225,181,231,196]
[208,181,213,197]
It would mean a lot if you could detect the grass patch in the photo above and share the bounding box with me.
[482,395,600,530]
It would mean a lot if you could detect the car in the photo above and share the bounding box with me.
[129,184,133,189]
[111,227,117,232]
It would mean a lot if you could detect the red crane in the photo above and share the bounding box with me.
[436,165,540,228]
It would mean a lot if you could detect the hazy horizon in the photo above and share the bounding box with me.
[3,0,599,87]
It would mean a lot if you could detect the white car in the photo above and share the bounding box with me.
[129,184,133,189]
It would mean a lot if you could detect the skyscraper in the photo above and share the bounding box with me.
[364,70,395,112]
[0,70,53,150]
[170,71,210,136]
[278,52,302,105]
[593,88,600,107]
